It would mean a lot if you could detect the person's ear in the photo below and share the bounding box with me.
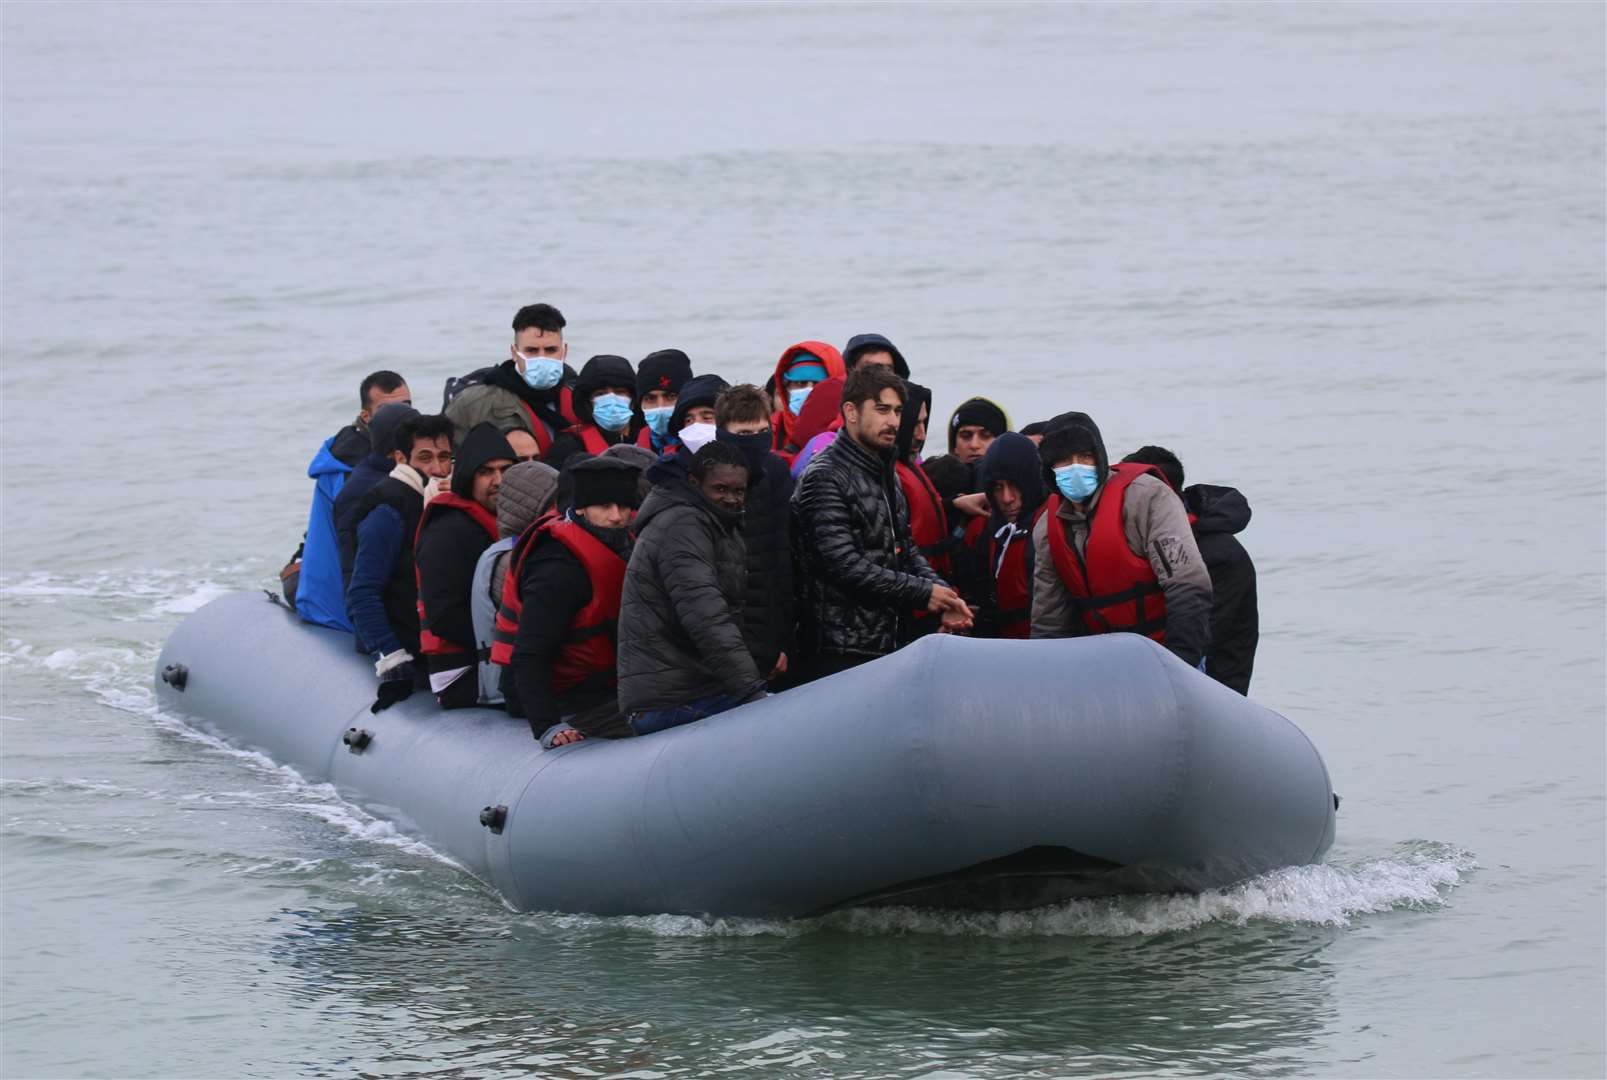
[391,449,405,465]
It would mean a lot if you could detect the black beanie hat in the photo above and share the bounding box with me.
[947,397,1010,451]
[450,422,517,499]
[668,373,730,435]
[637,349,694,398]
[568,456,642,510]
[369,403,421,458]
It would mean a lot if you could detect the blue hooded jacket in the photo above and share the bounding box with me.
[296,432,361,630]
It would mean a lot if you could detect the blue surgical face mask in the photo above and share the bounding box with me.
[643,406,674,438]
[591,393,633,432]
[520,357,564,390]
[1054,463,1099,502]
[788,385,815,415]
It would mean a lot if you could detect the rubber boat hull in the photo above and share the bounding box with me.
[154,591,1335,917]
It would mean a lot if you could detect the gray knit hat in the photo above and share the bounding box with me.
[495,460,560,538]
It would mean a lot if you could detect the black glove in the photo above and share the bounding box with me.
[371,661,416,713]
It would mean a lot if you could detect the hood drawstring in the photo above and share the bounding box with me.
[994,520,1027,578]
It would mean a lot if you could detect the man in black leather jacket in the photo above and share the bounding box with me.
[790,365,972,684]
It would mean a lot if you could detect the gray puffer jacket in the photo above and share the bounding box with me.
[617,479,766,714]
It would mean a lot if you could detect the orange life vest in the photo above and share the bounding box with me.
[1043,462,1168,641]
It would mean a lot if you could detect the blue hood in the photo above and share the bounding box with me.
[307,435,356,481]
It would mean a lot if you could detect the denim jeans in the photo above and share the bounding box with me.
[629,691,747,736]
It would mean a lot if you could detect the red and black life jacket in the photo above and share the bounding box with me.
[509,386,581,459]
[895,460,951,578]
[414,493,499,659]
[1043,462,1168,642]
[961,512,1036,640]
[488,516,626,695]
[566,423,653,456]
[896,460,952,634]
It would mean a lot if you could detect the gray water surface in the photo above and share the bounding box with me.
[3,4,1604,1077]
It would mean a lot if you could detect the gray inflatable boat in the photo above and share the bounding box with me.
[153,590,1336,917]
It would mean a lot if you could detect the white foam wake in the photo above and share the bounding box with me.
[541,841,1476,939]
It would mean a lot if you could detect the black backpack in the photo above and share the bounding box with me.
[441,366,500,410]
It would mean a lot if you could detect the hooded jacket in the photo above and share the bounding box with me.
[843,333,911,378]
[334,405,420,589]
[295,426,367,631]
[414,425,514,691]
[786,374,845,477]
[1029,412,1213,665]
[1186,483,1258,695]
[469,461,560,706]
[770,342,847,456]
[791,430,942,659]
[543,354,644,471]
[617,478,765,714]
[345,463,430,661]
[667,374,730,440]
[956,432,1045,638]
[443,358,577,454]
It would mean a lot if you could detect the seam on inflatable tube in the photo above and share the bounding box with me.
[1146,641,1191,835]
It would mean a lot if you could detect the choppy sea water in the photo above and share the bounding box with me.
[3,3,1603,1077]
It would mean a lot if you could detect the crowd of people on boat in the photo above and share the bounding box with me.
[280,302,1259,746]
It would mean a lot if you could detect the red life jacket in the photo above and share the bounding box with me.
[488,516,626,695]
[568,424,652,456]
[1042,462,1168,642]
[961,513,1035,640]
[414,493,499,657]
[896,460,951,577]
[513,386,580,458]
[896,460,950,632]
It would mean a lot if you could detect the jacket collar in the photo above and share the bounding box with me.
[831,429,892,478]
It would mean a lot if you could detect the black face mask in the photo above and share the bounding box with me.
[715,428,773,476]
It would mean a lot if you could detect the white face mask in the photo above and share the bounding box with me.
[679,422,717,454]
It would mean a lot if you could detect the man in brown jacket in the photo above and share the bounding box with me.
[1029,411,1213,668]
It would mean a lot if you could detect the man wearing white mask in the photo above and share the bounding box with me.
[663,373,728,456]
[542,355,646,472]
[443,303,579,459]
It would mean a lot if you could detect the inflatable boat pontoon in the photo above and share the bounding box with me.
[154,590,1335,917]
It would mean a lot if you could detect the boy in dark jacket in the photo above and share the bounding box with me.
[414,423,515,708]
[714,383,795,682]
[344,413,455,712]
[618,442,768,734]
[1123,446,1258,695]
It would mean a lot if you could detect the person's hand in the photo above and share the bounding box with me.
[768,652,789,679]
[550,728,585,747]
[371,664,415,713]
[938,603,975,633]
[952,492,989,518]
[927,584,965,613]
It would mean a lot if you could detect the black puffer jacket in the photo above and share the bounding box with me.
[739,453,795,673]
[791,432,941,659]
[617,479,765,713]
[1186,483,1258,695]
